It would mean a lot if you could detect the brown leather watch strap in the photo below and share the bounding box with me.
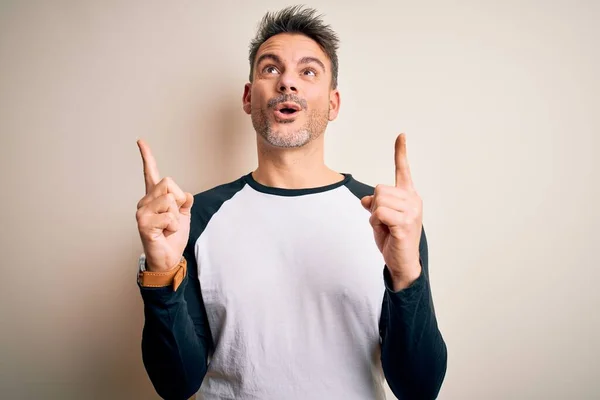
[138,257,187,291]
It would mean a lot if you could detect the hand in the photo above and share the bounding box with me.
[361,133,423,290]
[135,139,194,272]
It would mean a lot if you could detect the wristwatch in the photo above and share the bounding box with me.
[137,254,187,291]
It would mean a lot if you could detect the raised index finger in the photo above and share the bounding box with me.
[137,139,160,194]
[394,133,414,188]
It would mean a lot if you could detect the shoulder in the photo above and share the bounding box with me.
[343,174,375,199]
[193,175,247,207]
[189,174,248,232]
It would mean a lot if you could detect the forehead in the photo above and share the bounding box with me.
[256,33,329,65]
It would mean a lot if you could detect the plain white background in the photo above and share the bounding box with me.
[0,0,598,398]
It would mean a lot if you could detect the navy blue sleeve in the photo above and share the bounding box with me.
[379,228,448,399]
[139,247,212,400]
[139,178,245,399]
[343,177,447,398]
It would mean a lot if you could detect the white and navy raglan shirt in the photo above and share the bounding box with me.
[138,172,447,400]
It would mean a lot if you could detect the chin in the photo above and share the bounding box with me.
[262,127,312,148]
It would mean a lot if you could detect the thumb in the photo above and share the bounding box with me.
[361,195,373,211]
[180,192,194,216]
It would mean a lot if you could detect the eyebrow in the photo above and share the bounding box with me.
[298,56,326,72]
[255,53,327,72]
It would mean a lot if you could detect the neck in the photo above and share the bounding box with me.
[253,134,343,189]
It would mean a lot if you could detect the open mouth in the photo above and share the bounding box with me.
[274,102,302,117]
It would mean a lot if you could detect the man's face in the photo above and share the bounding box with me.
[243,33,340,148]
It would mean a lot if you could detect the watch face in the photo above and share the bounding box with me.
[138,253,147,272]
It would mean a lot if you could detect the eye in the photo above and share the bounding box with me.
[303,68,317,76]
[263,65,279,75]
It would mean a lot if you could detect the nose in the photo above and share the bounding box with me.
[277,71,298,94]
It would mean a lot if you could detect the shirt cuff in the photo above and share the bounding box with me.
[383,262,426,301]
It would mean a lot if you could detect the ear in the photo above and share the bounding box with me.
[242,83,252,115]
[328,89,341,121]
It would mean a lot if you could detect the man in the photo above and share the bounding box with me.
[135,6,447,400]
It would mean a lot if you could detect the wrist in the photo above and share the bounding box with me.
[142,253,183,273]
[145,259,181,273]
[388,261,421,291]
[138,256,187,291]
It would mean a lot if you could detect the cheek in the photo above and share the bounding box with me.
[305,90,330,111]
[248,84,262,101]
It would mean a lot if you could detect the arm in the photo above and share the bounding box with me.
[139,249,212,400]
[380,228,448,399]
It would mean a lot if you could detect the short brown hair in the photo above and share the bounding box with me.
[248,6,340,88]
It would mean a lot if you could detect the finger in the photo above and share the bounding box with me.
[395,133,414,189]
[373,184,411,200]
[153,177,187,207]
[369,206,403,230]
[143,193,178,215]
[139,177,187,209]
[150,212,180,235]
[137,139,161,194]
[137,210,179,240]
[137,194,179,237]
[361,195,373,211]
[362,188,409,213]
[162,212,179,233]
[370,194,409,213]
[180,192,194,216]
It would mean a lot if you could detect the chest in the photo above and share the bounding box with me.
[195,190,386,333]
